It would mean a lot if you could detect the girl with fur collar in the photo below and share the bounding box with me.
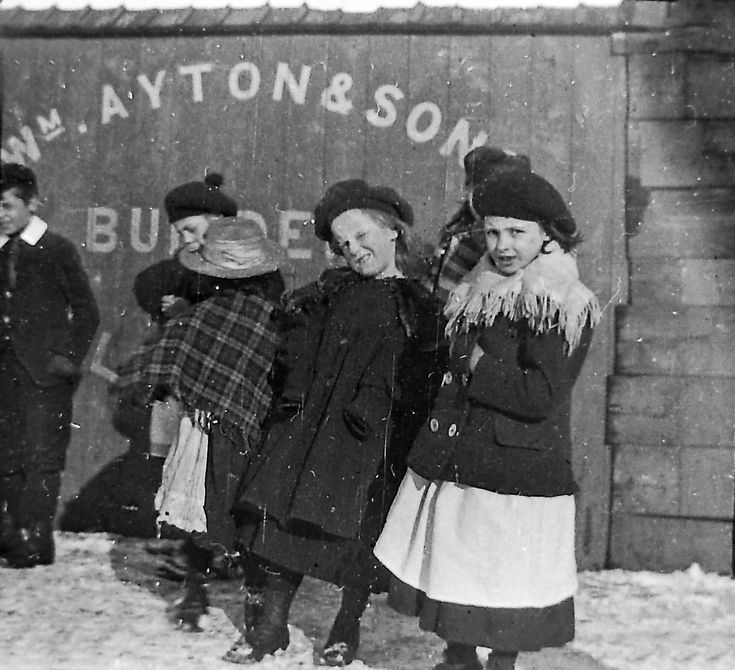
[375,170,600,670]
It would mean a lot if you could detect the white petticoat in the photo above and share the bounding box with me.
[154,411,209,534]
[374,469,577,609]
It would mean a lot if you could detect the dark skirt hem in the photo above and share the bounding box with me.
[387,576,575,651]
[235,510,390,592]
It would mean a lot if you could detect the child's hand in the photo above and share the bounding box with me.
[469,344,484,372]
[161,294,177,311]
[161,295,190,316]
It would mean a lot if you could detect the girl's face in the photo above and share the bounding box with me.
[330,209,400,279]
[173,214,210,251]
[0,187,37,237]
[483,215,547,276]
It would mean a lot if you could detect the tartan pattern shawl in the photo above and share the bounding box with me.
[116,292,280,440]
[429,204,486,304]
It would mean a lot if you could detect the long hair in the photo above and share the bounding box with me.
[329,208,431,282]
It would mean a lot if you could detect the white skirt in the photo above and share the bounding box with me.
[374,469,577,609]
[154,411,209,534]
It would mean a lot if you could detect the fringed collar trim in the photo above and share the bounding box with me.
[444,245,600,353]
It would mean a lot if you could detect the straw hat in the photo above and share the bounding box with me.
[178,217,287,279]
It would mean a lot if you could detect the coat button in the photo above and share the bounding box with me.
[448,423,457,437]
[429,418,439,433]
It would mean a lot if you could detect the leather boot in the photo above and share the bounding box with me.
[434,643,482,670]
[243,584,265,635]
[223,568,302,664]
[486,651,518,670]
[170,536,212,631]
[319,585,370,666]
[5,521,55,568]
[170,570,210,631]
[0,509,15,558]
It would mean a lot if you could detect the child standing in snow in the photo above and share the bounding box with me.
[0,162,99,568]
[119,208,286,629]
[225,179,446,666]
[375,169,600,670]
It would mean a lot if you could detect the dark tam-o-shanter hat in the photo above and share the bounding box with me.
[463,146,531,187]
[471,170,578,242]
[164,172,238,223]
[313,179,414,242]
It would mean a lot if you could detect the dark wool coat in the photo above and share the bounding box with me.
[0,227,99,473]
[0,230,99,387]
[237,269,446,541]
[407,315,593,497]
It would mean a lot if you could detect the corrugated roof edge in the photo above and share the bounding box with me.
[0,3,645,38]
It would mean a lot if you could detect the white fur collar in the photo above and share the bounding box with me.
[444,244,600,353]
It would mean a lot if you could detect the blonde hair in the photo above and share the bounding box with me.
[329,208,431,281]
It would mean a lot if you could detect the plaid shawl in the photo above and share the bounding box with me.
[428,203,486,304]
[116,292,280,440]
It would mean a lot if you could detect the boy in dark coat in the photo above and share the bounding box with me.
[0,162,100,568]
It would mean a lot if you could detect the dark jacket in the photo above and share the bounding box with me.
[407,315,593,497]
[237,268,446,540]
[0,227,99,387]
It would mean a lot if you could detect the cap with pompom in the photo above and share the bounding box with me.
[164,172,238,223]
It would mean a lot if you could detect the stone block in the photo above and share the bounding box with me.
[608,374,735,446]
[612,444,680,515]
[616,305,735,376]
[628,188,735,259]
[629,258,735,305]
[609,514,733,574]
[629,53,687,119]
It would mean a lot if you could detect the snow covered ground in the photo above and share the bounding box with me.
[0,532,733,670]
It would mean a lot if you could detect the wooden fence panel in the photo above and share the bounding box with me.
[1,33,622,561]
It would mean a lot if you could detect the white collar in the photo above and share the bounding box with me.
[0,215,48,249]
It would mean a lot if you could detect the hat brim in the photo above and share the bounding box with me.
[178,239,288,279]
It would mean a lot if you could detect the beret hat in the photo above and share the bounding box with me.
[463,146,531,186]
[164,172,238,223]
[471,170,578,240]
[313,179,414,242]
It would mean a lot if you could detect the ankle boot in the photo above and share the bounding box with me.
[170,536,212,631]
[243,584,265,635]
[170,570,210,631]
[223,568,302,664]
[6,521,54,568]
[486,651,518,670]
[320,586,370,666]
[434,643,482,670]
[0,509,15,558]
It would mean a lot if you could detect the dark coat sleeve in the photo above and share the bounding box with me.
[132,258,188,318]
[467,318,592,423]
[57,238,100,366]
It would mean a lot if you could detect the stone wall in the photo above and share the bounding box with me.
[608,0,735,574]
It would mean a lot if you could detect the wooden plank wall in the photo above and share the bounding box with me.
[609,41,735,574]
[1,33,623,567]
